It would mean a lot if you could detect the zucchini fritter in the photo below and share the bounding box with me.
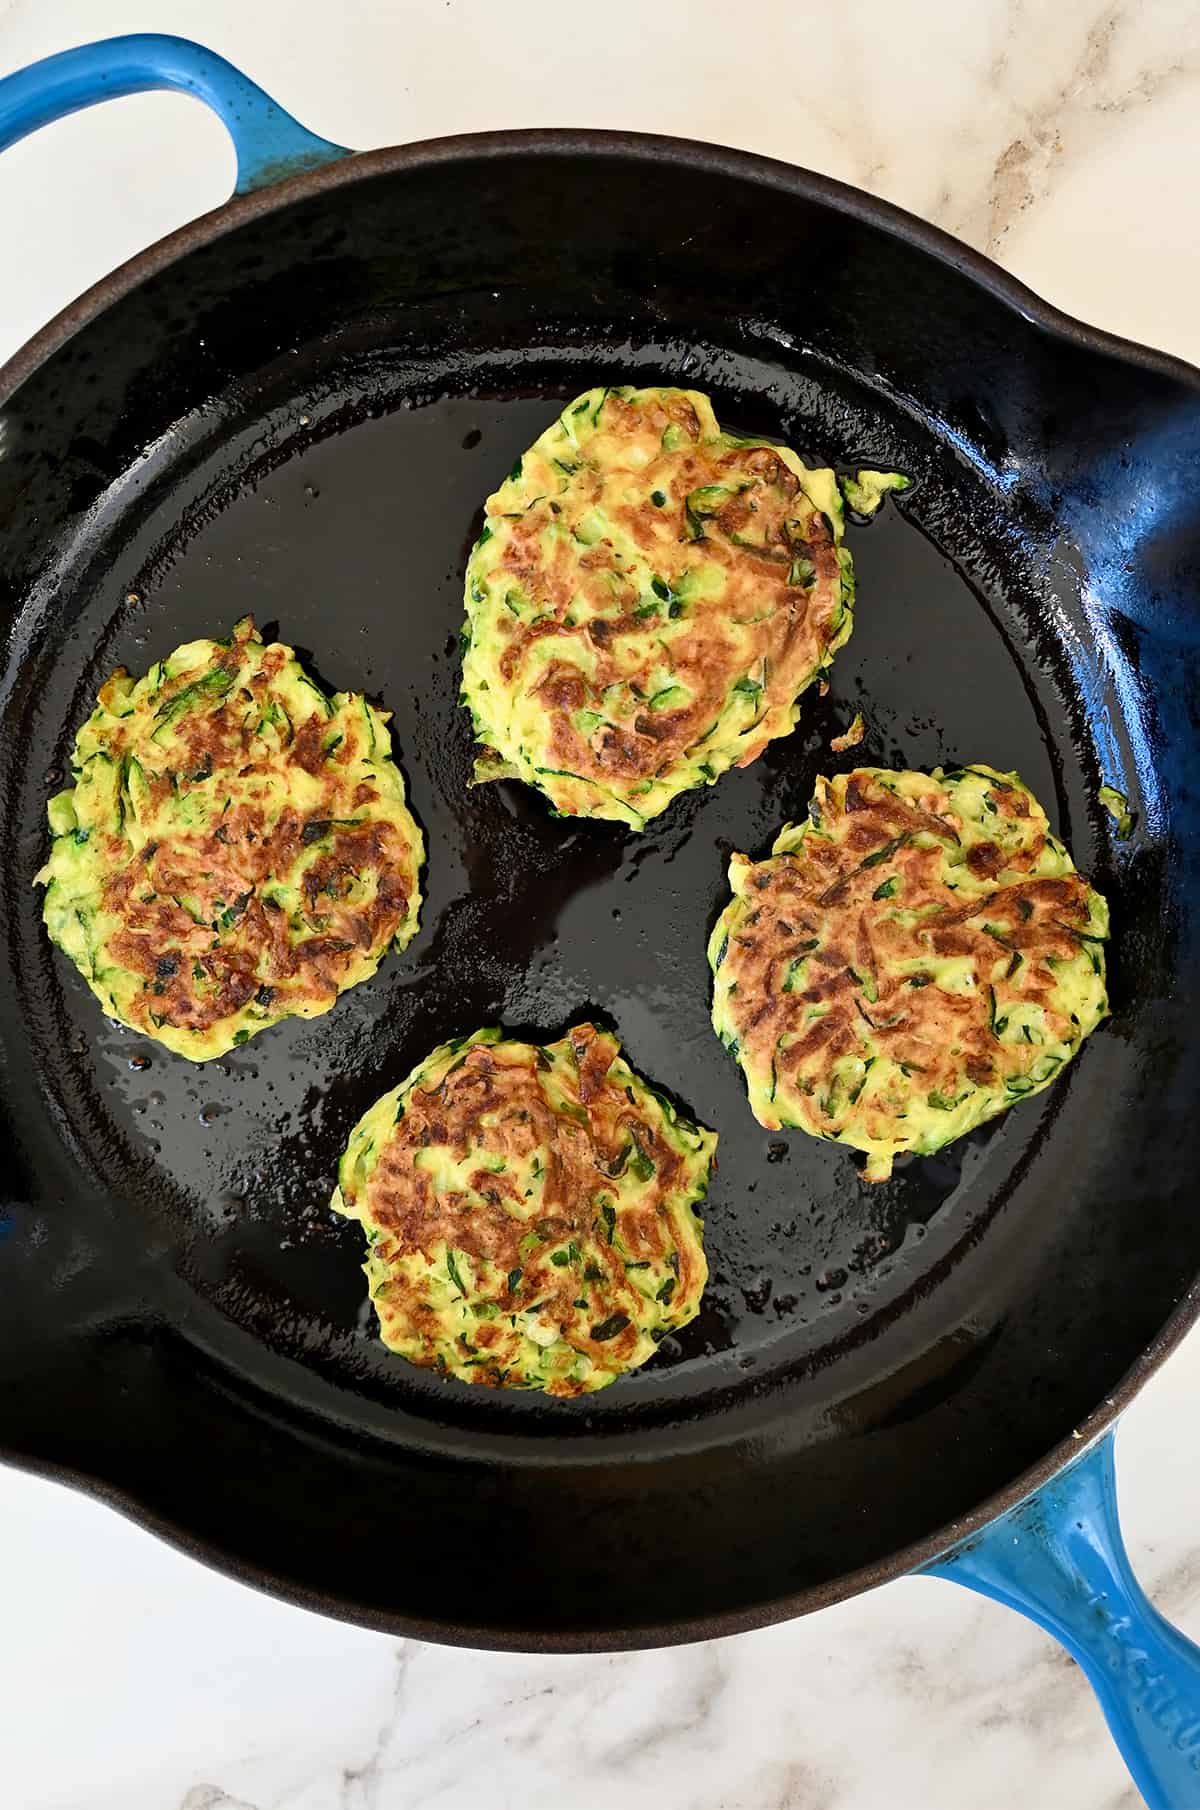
[710,765,1109,1180]
[36,617,423,1059]
[461,385,855,828]
[332,1023,716,1395]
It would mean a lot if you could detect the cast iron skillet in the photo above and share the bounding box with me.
[2,37,1200,1806]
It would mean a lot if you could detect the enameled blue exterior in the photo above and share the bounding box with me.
[0,33,1197,1810]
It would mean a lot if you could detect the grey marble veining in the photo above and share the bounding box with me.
[2,2,1199,1806]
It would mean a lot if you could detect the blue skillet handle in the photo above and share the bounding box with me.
[925,1430,1200,1808]
[0,33,350,196]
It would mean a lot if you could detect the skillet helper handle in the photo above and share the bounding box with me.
[0,32,350,196]
[924,1430,1200,1810]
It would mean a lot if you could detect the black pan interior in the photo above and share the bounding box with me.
[2,139,1199,1646]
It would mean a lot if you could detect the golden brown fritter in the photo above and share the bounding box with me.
[461,385,857,827]
[332,1023,716,1395]
[37,617,423,1058]
[710,765,1109,1180]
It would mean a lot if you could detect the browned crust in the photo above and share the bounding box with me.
[106,813,412,1033]
[486,397,842,785]
[92,635,416,1037]
[364,1026,700,1390]
[722,771,1097,1116]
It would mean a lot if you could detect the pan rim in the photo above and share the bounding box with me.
[2,124,1199,1647]
[2,125,1199,408]
[4,1282,1194,1652]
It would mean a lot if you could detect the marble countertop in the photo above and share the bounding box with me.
[2,2,1198,1806]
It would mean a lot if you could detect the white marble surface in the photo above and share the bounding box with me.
[2,2,1199,1805]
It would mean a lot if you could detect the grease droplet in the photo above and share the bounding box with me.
[741,1276,773,1312]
